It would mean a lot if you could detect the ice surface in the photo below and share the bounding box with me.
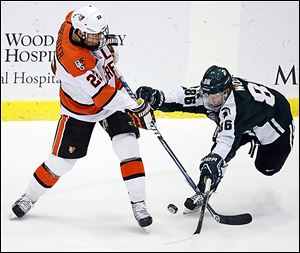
[1,118,299,252]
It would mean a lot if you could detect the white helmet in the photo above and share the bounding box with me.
[71,4,109,50]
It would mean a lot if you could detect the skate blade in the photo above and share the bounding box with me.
[183,206,200,215]
[8,212,18,220]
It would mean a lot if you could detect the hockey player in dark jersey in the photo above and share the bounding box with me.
[136,65,295,213]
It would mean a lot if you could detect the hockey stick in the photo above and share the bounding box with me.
[114,68,252,226]
[194,178,212,234]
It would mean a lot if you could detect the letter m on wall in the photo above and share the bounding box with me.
[275,65,298,85]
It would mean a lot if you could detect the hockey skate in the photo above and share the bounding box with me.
[131,200,153,227]
[11,194,35,218]
[183,194,204,214]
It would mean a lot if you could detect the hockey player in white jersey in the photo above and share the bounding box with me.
[12,4,154,228]
[136,65,295,213]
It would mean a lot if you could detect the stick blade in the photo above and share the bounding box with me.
[218,213,252,225]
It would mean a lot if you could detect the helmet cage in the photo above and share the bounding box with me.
[74,25,109,51]
[202,89,230,112]
[200,65,232,111]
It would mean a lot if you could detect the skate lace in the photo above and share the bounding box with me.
[191,194,204,205]
[16,195,34,212]
[132,201,150,220]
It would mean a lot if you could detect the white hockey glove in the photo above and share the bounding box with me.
[198,153,227,193]
[126,98,155,130]
[135,86,165,110]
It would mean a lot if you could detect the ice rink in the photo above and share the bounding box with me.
[1,118,299,252]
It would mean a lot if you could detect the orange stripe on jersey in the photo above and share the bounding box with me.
[34,163,59,188]
[92,84,118,108]
[120,158,145,180]
[60,87,102,115]
[55,11,97,77]
[52,115,68,156]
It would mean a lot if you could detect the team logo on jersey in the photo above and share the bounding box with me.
[101,119,109,131]
[68,146,76,153]
[74,58,86,71]
[73,14,85,21]
[220,107,231,119]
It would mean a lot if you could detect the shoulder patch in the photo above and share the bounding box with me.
[220,107,231,119]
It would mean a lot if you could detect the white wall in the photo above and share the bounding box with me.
[187,1,241,85]
[238,1,299,96]
[1,1,299,100]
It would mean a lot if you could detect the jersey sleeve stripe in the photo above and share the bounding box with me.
[92,84,118,108]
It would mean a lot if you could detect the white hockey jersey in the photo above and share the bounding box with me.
[52,11,137,122]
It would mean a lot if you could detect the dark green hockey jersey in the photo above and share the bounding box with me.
[160,77,293,163]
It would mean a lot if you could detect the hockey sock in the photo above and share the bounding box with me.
[112,133,146,203]
[25,154,77,202]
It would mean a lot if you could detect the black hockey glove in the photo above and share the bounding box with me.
[135,86,165,110]
[198,153,226,193]
[126,98,155,130]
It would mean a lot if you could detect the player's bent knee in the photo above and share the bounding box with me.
[44,154,78,177]
[112,133,140,161]
[255,160,281,176]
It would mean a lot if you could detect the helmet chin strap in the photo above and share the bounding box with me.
[74,28,86,42]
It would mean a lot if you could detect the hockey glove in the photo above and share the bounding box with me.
[135,86,165,110]
[198,153,227,193]
[126,98,155,130]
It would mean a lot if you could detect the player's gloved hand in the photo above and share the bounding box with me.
[126,98,155,130]
[135,86,165,110]
[198,153,227,193]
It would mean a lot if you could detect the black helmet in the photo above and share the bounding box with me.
[200,65,232,94]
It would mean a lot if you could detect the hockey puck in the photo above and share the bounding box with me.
[167,204,178,214]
